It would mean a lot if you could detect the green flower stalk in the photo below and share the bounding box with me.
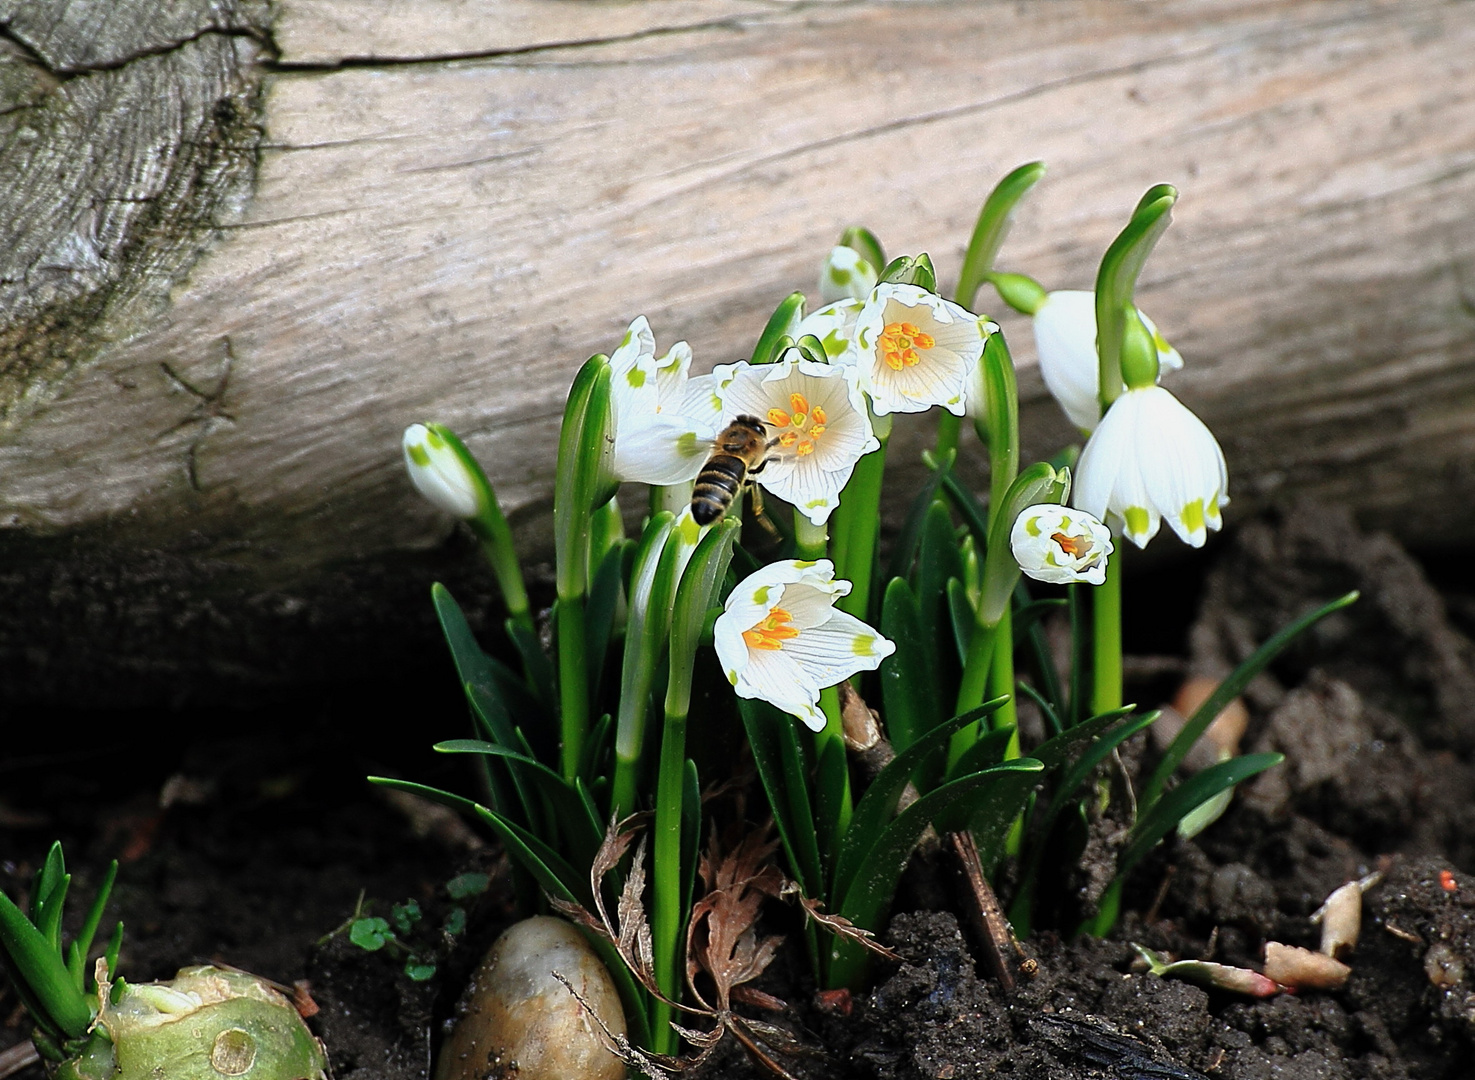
[402,423,531,632]
[0,845,326,1080]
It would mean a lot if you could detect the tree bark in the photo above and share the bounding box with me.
[1,0,1473,700]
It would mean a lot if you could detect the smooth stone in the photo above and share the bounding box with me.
[435,916,626,1080]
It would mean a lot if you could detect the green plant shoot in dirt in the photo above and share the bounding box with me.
[396,163,1356,1062]
[0,843,327,1080]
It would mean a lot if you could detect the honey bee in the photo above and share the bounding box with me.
[691,415,778,525]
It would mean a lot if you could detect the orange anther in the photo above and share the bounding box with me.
[1052,531,1094,560]
[811,405,827,425]
[767,408,791,427]
[796,440,815,456]
[779,430,799,447]
[743,607,800,650]
[789,392,811,415]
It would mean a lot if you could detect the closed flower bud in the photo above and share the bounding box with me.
[1010,504,1113,585]
[403,423,483,520]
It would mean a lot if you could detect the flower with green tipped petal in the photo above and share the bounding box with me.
[818,246,878,303]
[851,283,987,417]
[712,349,878,525]
[714,559,894,730]
[1072,385,1228,549]
[403,423,483,519]
[1032,290,1182,431]
[1010,504,1113,585]
[608,316,721,485]
[794,298,863,361]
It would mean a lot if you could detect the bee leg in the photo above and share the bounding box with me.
[748,484,782,541]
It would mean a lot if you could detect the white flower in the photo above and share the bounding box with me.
[403,423,482,519]
[1032,290,1183,432]
[714,560,895,730]
[712,350,878,525]
[607,316,720,485]
[794,298,863,361]
[1072,385,1228,549]
[818,246,878,303]
[851,283,987,416]
[1010,504,1114,585]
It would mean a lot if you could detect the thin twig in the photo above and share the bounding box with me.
[0,1042,40,1080]
[948,830,1033,992]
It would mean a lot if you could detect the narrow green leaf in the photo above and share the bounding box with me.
[945,725,1015,782]
[879,578,941,753]
[0,889,92,1038]
[978,332,1020,525]
[945,577,973,668]
[1029,704,1138,774]
[1015,680,1063,739]
[831,760,1042,986]
[680,760,701,923]
[507,619,556,716]
[584,541,629,706]
[885,451,951,585]
[738,699,823,897]
[68,861,117,990]
[31,843,64,923]
[1140,591,1359,813]
[554,354,614,600]
[577,714,614,788]
[956,161,1047,310]
[1122,753,1284,876]
[752,293,806,366]
[37,874,69,952]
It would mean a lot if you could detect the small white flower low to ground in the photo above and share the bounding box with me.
[607,316,721,486]
[712,350,879,525]
[1010,504,1114,585]
[714,560,895,731]
[1032,290,1183,432]
[1072,385,1228,549]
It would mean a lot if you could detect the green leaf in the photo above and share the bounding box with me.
[1015,680,1063,739]
[577,713,613,788]
[1029,704,1138,774]
[1094,186,1177,412]
[391,900,422,934]
[443,908,468,936]
[445,873,489,900]
[30,843,64,923]
[945,725,1015,782]
[924,456,991,551]
[885,451,952,585]
[0,887,92,1038]
[832,699,1009,901]
[584,540,629,706]
[349,917,393,952]
[506,617,556,718]
[554,353,614,600]
[945,577,974,668]
[831,760,1042,987]
[36,873,70,952]
[956,161,1046,310]
[738,699,823,898]
[877,254,936,292]
[435,741,604,868]
[404,959,437,982]
[878,578,941,753]
[68,861,117,991]
[1121,753,1284,878]
[680,759,701,923]
[977,330,1020,525]
[1139,591,1358,813]
[752,293,806,366]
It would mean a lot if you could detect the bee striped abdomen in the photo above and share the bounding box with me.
[692,455,748,525]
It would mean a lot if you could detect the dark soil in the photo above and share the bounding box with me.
[5,504,1475,1080]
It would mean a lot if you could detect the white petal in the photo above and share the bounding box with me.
[736,648,826,731]
[781,610,896,686]
[795,299,863,361]
[818,247,878,304]
[611,413,714,485]
[1033,291,1104,432]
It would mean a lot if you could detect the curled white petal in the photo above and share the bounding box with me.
[714,559,895,730]
[403,424,481,519]
[607,316,719,485]
[795,299,864,361]
[1033,290,1185,432]
[1010,504,1114,585]
[1073,385,1228,550]
[852,283,985,416]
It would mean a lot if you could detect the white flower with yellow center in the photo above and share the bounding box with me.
[1072,385,1228,549]
[850,283,987,416]
[1010,504,1114,585]
[818,246,878,303]
[1032,290,1183,432]
[712,350,878,525]
[714,559,896,730]
[607,316,720,485]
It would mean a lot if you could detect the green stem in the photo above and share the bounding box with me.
[1068,583,1089,727]
[987,606,1019,758]
[1092,545,1123,717]
[934,412,962,462]
[833,445,887,620]
[470,513,531,633]
[950,619,998,769]
[794,515,828,561]
[557,596,588,780]
[650,708,687,1055]
[1081,877,1124,938]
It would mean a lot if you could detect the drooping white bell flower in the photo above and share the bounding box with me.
[711,350,879,525]
[818,246,879,303]
[403,423,483,519]
[607,316,720,485]
[1072,385,1228,549]
[714,559,895,730]
[794,298,864,361]
[848,283,988,416]
[1032,290,1183,432]
[1010,504,1114,585]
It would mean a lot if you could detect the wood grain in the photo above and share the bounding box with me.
[1,0,1472,587]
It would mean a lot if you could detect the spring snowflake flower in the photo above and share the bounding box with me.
[795,298,863,361]
[714,559,896,730]
[1072,385,1228,549]
[850,283,988,416]
[403,423,482,519]
[1010,504,1114,585]
[818,246,878,303]
[1032,290,1183,431]
[607,316,720,485]
[712,349,879,525]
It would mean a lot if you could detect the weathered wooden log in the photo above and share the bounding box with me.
[1,0,1473,699]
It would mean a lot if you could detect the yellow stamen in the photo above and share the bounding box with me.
[767,408,792,427]
[878,320,936,370]
[779,430,799,447]
[796,440,815,456]
[743,607,800,651]
[789,392,810,415]
[811,405,827,425]
[1052,531,1094,560]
